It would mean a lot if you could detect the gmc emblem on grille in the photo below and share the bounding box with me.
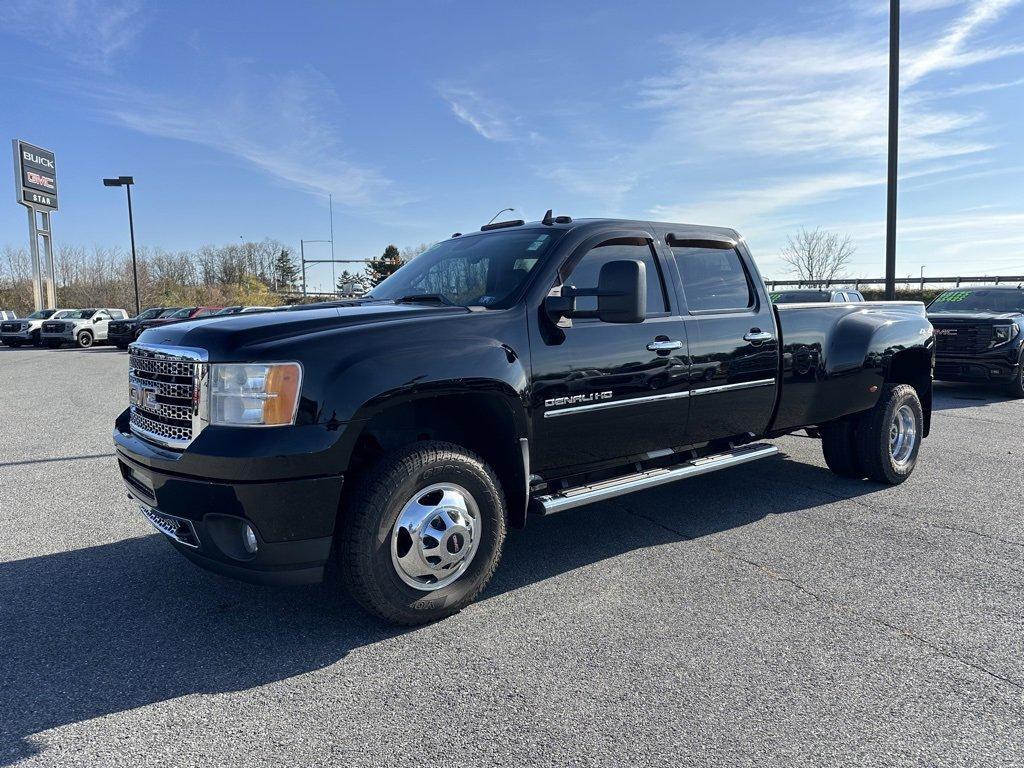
[935,329,958,336]
[130,384,158,410]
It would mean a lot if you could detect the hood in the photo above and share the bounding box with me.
[928,311,1023,324]
[135,301,470,358]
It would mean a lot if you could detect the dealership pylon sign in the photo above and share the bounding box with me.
[13,139,58,310]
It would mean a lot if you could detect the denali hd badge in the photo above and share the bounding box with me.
[545,391,613,408]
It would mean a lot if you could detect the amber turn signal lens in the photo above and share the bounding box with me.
[262,363,302,426]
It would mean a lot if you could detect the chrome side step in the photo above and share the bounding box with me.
[532,443,779,515]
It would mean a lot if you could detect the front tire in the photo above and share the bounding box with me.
[856,384,923,485]
[1007,357,1024,399]
[5,340,20,348]
[77,331,94,348]
[339,441,506,625]
[44,339,62,349]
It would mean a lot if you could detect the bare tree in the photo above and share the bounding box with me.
[779,228,854,287]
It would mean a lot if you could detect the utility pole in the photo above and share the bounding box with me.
[884,0,900,300]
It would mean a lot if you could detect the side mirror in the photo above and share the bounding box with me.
[595,259,646,323]
[544,259,647,324]
[93,316,102,323]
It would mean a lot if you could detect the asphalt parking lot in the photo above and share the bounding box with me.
[1,344,1023,767]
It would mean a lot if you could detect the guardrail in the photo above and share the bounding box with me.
[765,275,1024,290]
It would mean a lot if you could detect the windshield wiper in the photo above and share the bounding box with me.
[394,293,454,306]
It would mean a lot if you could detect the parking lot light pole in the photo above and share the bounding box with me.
[884,0,900,300]
[103,176,141,316]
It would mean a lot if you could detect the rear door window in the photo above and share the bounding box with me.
[672,246,755,312]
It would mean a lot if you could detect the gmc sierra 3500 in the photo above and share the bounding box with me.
[113,215,935,625]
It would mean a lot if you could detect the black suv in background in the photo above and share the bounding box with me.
[108,307,172,349]
[928,286,1024,397]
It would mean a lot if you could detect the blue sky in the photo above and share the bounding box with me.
[1,0,1023,290]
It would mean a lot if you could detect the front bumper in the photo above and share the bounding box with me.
[1,330,34,341]
[934,354,1020,382]
[108,330,135,344]
[114,418,345,586]
[41,330,77,342]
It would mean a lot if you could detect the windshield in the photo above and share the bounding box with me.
[929,289,1024,314]
[367,229,562,309]
[63,309,97,320]
[136,308,164,320]
[169,308,192,318]
[159,308,182,317]
[27,310,56,319]
[771,291,830,303]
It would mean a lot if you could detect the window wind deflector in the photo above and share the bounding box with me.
[394,293,455,306]
[666,234,737,249]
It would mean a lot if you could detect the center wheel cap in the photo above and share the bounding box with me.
[390,482,481,592]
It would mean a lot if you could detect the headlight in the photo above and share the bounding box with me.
[992,324,1018,346]
[209,363,302,426]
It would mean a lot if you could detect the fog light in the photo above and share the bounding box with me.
[243,523,259,554]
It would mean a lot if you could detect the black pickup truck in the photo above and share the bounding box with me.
[927,286,1024,397]
[113,216,934,624]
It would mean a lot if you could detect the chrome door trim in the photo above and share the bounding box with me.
[543,390,691,418]
[543,378,777,418]
[690,378,777,397]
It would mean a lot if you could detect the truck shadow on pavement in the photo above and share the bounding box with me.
[0,453,876,764]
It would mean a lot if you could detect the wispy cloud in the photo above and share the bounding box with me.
[439,85,537,143]
[0,0,145,70]
[904,0,1023,83]
[631,0,1023,230]
[87,66,397,209]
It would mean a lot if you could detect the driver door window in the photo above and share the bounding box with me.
[564,240,668,317]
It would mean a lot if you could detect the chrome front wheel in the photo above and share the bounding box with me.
[390,482,481,591]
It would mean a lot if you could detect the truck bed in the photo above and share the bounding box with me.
[770,301,930,434]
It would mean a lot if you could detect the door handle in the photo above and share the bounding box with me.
[743,330,774,343]
[647,339,683,351]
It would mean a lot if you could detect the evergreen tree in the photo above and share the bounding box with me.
[365,244,403,287]
[273,248,299,290]
[336,269,367,294]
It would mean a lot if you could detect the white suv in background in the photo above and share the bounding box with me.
[41,308,129,348]
[1,308,75,347]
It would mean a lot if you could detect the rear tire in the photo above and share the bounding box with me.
[77,331,94,348]
[339,441,506,626]
[856,384,923,485]
[821,419,867,479]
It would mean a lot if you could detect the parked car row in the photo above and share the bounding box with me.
[1,304,281,349]
[2,308,129,348]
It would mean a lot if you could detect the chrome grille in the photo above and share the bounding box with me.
[128,343,208,449]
